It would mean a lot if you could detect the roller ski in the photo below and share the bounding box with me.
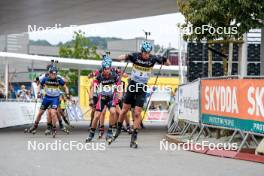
[44,123,52,135]
[130,132,138,148]
[105,128,113,144]
[24,124,38,134]
[85,129,95,143]
[126,126,132,135]
[108,127,121,145]
[61,126,70,134]
[44,129,51,135]
[52,128,57,138]
[98,127,105,139]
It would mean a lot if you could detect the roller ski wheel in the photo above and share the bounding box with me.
[31,130,37,135]
[105,129,113,144]
[52,130,57,138]
[98,131,104,139]
[24,128,29,133]
[45,129,51,136]
[107,135,116,145]
[107,137,114,145]
[130,141,138,148]
[25,126,37,134]
[61,127,70,134]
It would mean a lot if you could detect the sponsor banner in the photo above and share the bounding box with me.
[146,111,169,121]
[201,79,264,134]
[0,102,46,128]
[178,81,200,123]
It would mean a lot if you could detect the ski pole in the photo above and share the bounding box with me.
[141,48,170,121]
[141,64,163,121]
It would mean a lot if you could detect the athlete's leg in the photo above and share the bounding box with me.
[50,97,60,137]
[89,108,95,127]
[89,96,98,127]
[99,106,107,127]
[133,106,142,129]
[106,107,116,141]
[28,98,48,133]
[112,103,131,139]
[60,109,70,126]
[86,95,104,142]
[57,108,64,129]
[44,109,52,135]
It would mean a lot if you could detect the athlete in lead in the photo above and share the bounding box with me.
[109,40,170,148]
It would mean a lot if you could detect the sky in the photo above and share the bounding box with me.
[29,13,185,49]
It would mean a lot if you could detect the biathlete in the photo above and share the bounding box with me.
[26,66,69,138]
[109,40,170,148]
[86,57,121,142]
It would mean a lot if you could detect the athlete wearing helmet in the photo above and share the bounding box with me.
[86,56,121,142]
[109,40,170,148]
[27,65,69,137]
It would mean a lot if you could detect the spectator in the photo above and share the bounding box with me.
[17,85,28,100]
[31,77,40,99]
[9,85,16,99]
[25,90,32,100]
[0,89,5,99]
[149,103,156,110]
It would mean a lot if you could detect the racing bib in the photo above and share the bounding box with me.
[131,64,152,83]
[45,86,61,97]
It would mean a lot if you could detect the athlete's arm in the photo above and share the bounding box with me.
[155,55,170,66]
[63,84,69,96]
[58,78,69,97]
[90,79,99,100]
[117,54,128,61]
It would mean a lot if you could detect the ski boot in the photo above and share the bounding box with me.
[98,127,105,139]
[108,126,121,145]
[25,124,38,134]
[130,131,138,148]
[52,128,57,138]
[85,129,95,143]
[44,123,52,135]
[106,128,113,144]
[121,126,127,132]
[127,126,132,135]
[44,128,51,135]
[59,122,70,134]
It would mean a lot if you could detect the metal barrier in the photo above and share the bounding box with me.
[168,77,264,151]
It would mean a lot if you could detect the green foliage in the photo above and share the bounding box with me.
[177,0,264,41]
[58,30,101,95]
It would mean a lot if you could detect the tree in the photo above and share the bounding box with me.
[59,30,100,95]
[177,0,264,76]
[177,0,264,41]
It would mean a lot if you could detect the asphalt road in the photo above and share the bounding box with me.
[0,122,263,176]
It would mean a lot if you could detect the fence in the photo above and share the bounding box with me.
[168,77,264,151]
